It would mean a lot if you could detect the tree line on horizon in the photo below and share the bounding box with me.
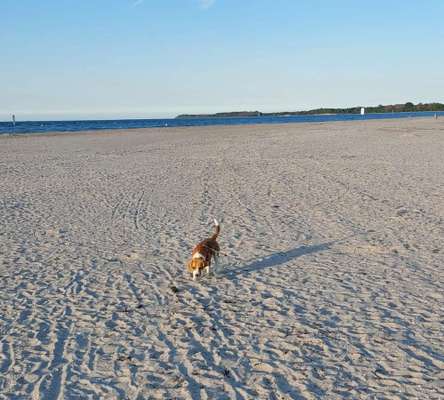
[176,102,444,118]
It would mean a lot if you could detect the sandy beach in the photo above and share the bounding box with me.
[0,118,443,399]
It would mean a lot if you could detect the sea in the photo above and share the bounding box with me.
[1,111,443,136]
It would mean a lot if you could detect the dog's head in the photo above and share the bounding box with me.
[187,258,205,273]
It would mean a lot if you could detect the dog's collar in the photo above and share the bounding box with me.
[192,252,205,260]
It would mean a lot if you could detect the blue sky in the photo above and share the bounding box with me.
[1,0,443,120]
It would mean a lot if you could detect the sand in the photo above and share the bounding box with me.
[0,118,443,399]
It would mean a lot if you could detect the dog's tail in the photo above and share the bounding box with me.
[211,218,220,240]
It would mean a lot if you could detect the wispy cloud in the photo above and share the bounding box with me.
[132,0,144,7]
[199,0,215,9]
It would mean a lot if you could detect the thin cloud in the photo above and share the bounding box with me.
[199,0,215,9]
[132,0,144,6]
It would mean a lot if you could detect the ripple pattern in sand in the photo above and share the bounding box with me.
[1,121,444,399]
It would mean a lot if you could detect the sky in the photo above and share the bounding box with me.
[1,0,444,121]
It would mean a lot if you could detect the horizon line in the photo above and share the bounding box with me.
[1,100,443,123]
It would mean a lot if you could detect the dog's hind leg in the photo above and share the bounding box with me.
[213,254,219,272]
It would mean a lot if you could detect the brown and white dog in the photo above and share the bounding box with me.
[187,219,220,280]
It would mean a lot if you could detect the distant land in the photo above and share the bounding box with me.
[176,102,444,118]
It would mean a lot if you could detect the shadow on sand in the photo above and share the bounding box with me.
[224,241,335,278]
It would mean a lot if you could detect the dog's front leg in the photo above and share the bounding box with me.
[192,270,198,281]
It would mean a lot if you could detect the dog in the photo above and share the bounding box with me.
[187,219,220,280]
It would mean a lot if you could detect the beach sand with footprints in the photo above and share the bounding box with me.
[1,118,443,399]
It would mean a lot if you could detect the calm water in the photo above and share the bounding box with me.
[1,111,443,135]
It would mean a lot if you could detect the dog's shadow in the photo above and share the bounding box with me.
[223,241,334,278]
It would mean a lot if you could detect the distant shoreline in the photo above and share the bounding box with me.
[175,102,444,118]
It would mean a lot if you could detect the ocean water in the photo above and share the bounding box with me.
[1,111,443,135]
